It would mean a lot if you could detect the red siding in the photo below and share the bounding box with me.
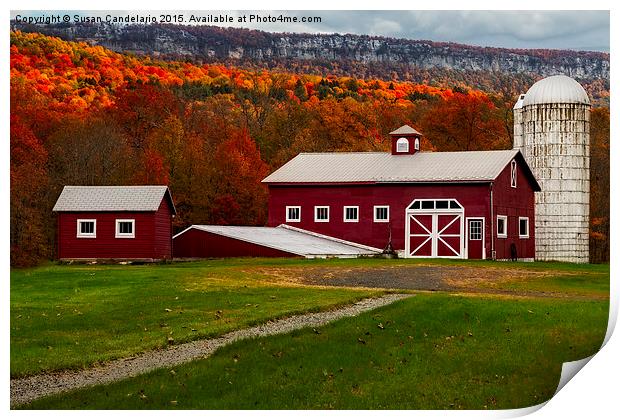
[153,199,173,259]
[173,228,298,258]
[57,201,173,260]
[492,158,536,260]
[267,183,491,252]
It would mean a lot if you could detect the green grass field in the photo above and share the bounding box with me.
[10,260,383,377]
[11,258,609,409]
[23,293,608,409]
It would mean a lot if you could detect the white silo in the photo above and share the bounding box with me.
[513,75,590,263]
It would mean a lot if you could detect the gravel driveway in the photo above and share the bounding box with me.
[11,293,410,407]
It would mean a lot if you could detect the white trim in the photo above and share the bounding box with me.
[405,203,465,259]
[343,206,359,222]
[285,206,301,223]
[396,137,409,153]
[510,159,517,188]
[466,217,486,260]
[497,215,508,238]
[519,217,530,238]
[76,219,97,238]
[115,219,136,238]
[373,205,390,222]
[406,198,464,213]
[314,206,330,222]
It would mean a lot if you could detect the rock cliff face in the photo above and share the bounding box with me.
[12,22,610,81]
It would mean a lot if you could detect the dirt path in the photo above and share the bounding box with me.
[256,264,600,299]
[11,293,410,407]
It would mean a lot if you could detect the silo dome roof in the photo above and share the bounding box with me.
[522,75,590,106]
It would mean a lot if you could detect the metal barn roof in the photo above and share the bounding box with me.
[174,225,381,258]
[262,149,527,185]
[522,75,590,106]
[52,186,176,213]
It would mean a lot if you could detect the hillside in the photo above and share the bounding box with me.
[11,22,610,105]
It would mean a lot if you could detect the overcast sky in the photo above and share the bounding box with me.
[11,10,610,52]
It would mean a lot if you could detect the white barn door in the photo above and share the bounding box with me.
[405,199,465,259]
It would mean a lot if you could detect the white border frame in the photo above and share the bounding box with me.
[373,205,390,222]
[115,219,136,238]
[519,216,530,238]
[285,206,301,223]
[314,206,329,223]
[76,219,97,238]
[511,159,517,188]
[343,206,359,222]
[497,215,508,238]
[466,217,486,260]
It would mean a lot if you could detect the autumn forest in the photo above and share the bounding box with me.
[9,31,610,266]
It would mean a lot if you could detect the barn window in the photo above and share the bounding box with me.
[396,137,409,153]
[115,219,135,238]
[77,219,96,238]
[286,206,301,222]
[469,220,483,240]
[314,206,330,222]
[519,217,529,238]
[374,206,389,222]
[511,160,517,188]
[497,215,508,238]
[343,206,359,222]
[414,137,420,151]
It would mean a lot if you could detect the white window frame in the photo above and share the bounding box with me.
[343,206,359,222]
[285,206,301,222]
[115,219,136,239]
[396,137,409,153]
[374,205,390,222]
[76,219,97,238]
[519,217,530,238]
[314,206,330,223]
[510,159,517,188]
[414,137,420,151]
[497,215,508,238]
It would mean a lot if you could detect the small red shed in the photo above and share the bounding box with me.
[52,186,176,261]
[262,125,541,260]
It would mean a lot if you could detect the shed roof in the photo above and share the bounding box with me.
[52,186,176,214]
[175,224,380,258]
[262,149,539,189]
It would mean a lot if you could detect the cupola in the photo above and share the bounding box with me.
[389,125,423,155]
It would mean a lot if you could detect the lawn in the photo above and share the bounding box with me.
[22,293,609,409]
[10,260,384,377]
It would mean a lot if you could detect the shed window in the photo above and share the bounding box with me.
[511,160,517,188]
[115,219,135,238]
[497,215,507,238]
[343,206,359,222]
[77,219,96,238]
[286,206,301,222]
[314,206,329,222]
[414,137,420,151]
[396,137,409,153]
[519,217,530,238]
[374,206,389,222]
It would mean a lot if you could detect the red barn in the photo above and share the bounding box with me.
[261,125,540,260]
[53,186,176,261]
